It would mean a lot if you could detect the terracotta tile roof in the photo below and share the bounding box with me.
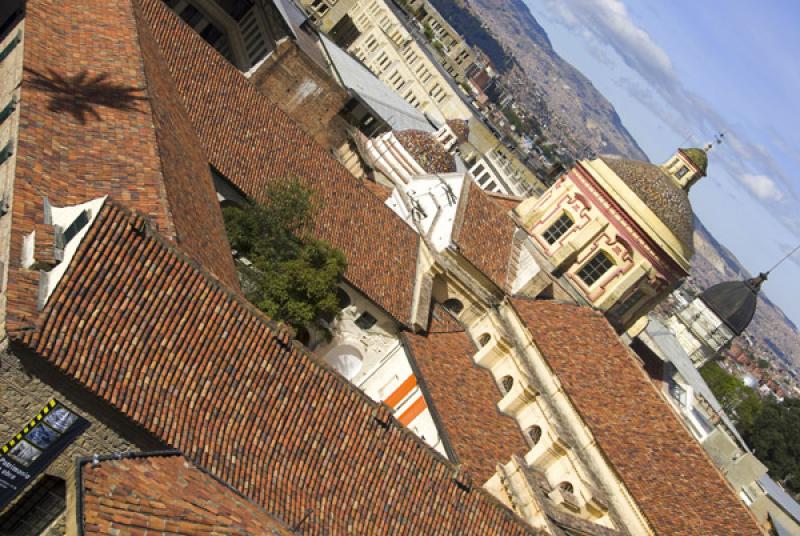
[12,201,534,536]
[7,0,238,328]
[136,0,420,325]
[511,299,761,536]
[403,305,528,483]
[453,181,516,291]
[600,157,695,255]
[80,453,294,535]
[395,129,457,174]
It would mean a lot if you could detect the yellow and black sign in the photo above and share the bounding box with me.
[0,399,89,508]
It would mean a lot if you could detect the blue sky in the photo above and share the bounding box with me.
[524,0,800,327]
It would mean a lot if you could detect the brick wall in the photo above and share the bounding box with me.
[250,39,350,150]
[0,347,165,533]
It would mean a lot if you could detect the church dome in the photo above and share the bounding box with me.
[680,147,708,176]
[699,273,767,335]
[395,129,456,175]
[600,156,695,255]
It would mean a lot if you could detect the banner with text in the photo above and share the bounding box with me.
[0,399,89,509]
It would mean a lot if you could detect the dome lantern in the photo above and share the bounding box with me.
[661,145,709,190]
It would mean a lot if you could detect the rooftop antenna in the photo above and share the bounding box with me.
[704,132,724,152]
[766,242,800,275]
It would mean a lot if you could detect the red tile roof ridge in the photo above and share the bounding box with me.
[15,199,537,535]
[452,181,517,292]
[131,1,240,289]
[9,199,290,344]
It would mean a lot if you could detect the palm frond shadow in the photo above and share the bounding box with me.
[25,68,147,124]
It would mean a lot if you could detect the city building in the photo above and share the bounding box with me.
[666,274,768,367]
[514,148,707,330]
[403,0,477,84]
[0,0,765,534]
[302,0,544,196]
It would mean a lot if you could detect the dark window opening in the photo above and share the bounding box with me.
[200,23,225,46]
[355,311,377,330]
[577,251,613,286]
[528,425,542,445]
[501,375,513,394]
[0,31,20,63]
[542,213,574,245]
[330,15,362,49]
[0,96,17,125]
[0,475,66,536]
[559,481,574,494]
[478,333,491,347]
[442,298,464,315]
[0,0,24,42]
[0,140,12,165]
[178,4,204,27]
[217,0,254,21]
[675,165,690,179]
[295,326,311,346]
[60,210,90,246]
[336,288,351,310]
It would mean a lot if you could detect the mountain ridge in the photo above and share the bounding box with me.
[461,0,648,161]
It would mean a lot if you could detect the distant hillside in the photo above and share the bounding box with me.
[445,0,800,365]
[459,0,648,160]
[438,0,800,365]
[689,218,800,367]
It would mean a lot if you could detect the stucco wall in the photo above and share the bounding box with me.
[0,19,24,333]
[517,170,669,328]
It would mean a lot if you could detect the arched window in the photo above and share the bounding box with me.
[528,425,542,446]
[295,326,311,346]
[443,298,464,315]
[478,333,491,347]
[559,481,574,494]
[577,251,614,286]
[336,287,351,309]
[324,344,364,381]
[501,375,514,394]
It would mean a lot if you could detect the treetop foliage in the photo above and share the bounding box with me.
[701,362,800,495]
[223,179,347,333]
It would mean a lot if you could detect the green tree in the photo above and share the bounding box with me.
[745,398,800,495]
[757,358,770,369]
[223,179,347,332]
[700,362,762,435]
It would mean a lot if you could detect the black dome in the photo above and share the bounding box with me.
[699,273,767,335]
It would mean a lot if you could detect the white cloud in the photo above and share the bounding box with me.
[539,0,795,213]
[741,174,783,201]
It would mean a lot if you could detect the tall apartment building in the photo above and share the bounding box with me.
[303,0,544,196]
